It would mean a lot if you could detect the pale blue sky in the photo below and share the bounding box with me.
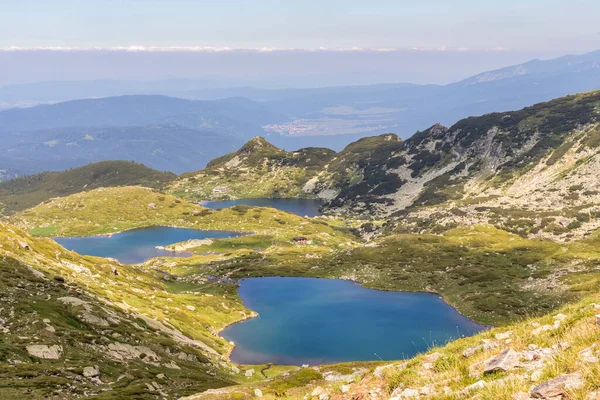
[1,0,600,86]
[2,0,599,50]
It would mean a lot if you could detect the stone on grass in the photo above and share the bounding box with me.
[26,344,63,359]
[254,388,263,398]
[83,365,100,377]
[484,348,521,374]
[531,372,583,398]
[463,345,483,358]
[495,331,513,340]
[422,352,442,363]
[463,380,486,393]
[579,344,599,364]
[311,386,325,397]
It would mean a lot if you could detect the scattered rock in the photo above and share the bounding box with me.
[80,311,109,327]
[484,348,521,373]
[83,366,100,378]
[482,339,498,351]
[311,386,325,397]
[531,370,543,382]
[395,388,420,398]
[463,380,486,393]
[463,345,483,358]
[374,363,405,378]
[245,369,254,377]
[553,313,568,321]
[186,305,196,311]
[254,388,263,398]
[532,325,555,335]
[148,203,157,209]
[26,344,63,359]
[531,372,583,398]
[341,384,350,393]
[495,331,513,340]
[579,344,598,363]
[423,352,442,363]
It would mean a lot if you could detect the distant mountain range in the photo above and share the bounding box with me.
[1,50,599,179]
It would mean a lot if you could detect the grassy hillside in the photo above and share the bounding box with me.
[11,185,600,326]
[0,161,175,215]
[0,221,259,399]
[10,186,356,246]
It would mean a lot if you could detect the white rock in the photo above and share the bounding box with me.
[399,388,420,398]
[553,313,568,321]
[531,370,543,382]
[464,380,486,393]
[495,331,513,340]
[341,385,350,393]
[311,386,325,397]
[245,368,254,377]
[26,344,63,359]
[254,388,263,398]
[83,366,100,378]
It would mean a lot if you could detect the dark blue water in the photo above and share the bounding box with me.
[55,226,241,264]
[202,198,323,217]
[222,277,485,365]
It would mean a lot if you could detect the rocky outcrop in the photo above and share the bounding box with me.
[26,344,63,359]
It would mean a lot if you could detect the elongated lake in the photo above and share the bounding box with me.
[202,198,323,217]
[221,277,485,365]
[54,226,241,264]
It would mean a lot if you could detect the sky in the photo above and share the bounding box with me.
[1,0,600,86]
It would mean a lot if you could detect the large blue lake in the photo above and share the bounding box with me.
[202,198,323,217]
[222,277,485,365]
[55,226,241,264]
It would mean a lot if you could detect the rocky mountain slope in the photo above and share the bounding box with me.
[169,137,336,200]
[173,90,600,241]
[0,161,175,215]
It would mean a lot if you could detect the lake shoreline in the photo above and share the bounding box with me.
[218,276,488,366]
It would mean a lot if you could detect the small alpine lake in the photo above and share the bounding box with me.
[54,226,242,264]
[201,198,323,217]
[222,277,486,365]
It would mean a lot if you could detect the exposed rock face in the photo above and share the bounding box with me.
[483,348,521,373]
[26,344,63,359]
[105,342,160,364]
[531,372,583,398]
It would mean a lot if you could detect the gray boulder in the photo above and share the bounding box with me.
[531,372,583,398]
[484,348,521,374]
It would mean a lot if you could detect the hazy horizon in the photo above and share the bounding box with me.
[2,0,600,88]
